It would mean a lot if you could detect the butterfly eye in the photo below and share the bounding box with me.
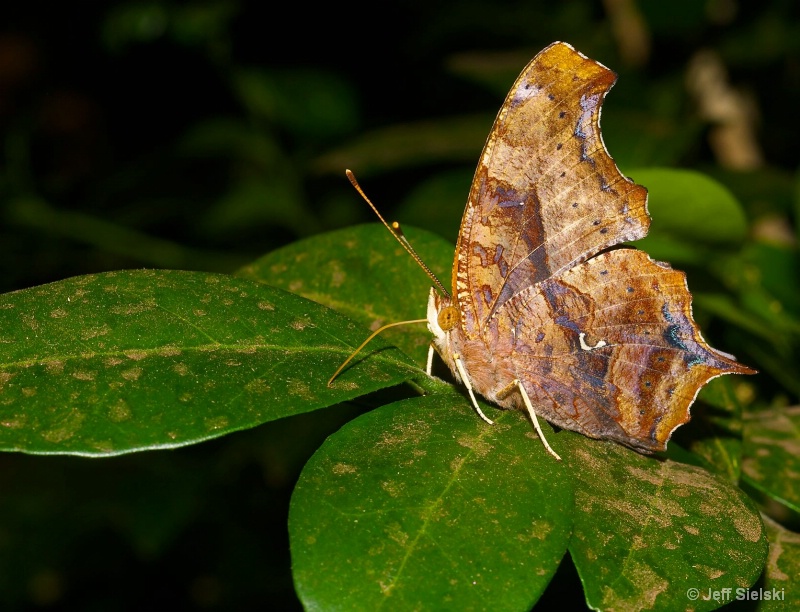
[437,306,459,331]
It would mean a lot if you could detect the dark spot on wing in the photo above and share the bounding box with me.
[494,245,508,277]
[496,185,523,208]
[663,324,688,351]
[685,354,706,367]
[473,243,489,267]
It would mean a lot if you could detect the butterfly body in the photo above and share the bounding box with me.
[424,42,755,453]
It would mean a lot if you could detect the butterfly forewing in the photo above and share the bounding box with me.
[454,42,649,336]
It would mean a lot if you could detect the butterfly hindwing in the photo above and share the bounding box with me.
[493,249,753,451]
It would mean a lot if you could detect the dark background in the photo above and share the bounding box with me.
[0,0,797,609]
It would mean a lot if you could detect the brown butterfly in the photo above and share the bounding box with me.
[339,42,755,460]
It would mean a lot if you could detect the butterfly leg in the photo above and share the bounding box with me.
[426,343,435,376]
[498,379,562,461]
[452,353,494,425]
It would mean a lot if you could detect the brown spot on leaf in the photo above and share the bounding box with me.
[204,416,229,431]
[1,415,26,428]
[41,410,85,443]
[386,522,409,547]
[121,367,142,381]
[381,481,403,497]
[732,510,763,543]
[456,434,493,457]
[331,463,357,475]
[0,372,16,388]
[80,325,111,340]
[111,299,156,316]
[108,399,132,422]
[173,363,190,376]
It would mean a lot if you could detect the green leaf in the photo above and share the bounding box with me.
[720,243,800,397]
[604,108,701,169]
[200,175,312,237]
[692,292,787,349]
[742,405,800,513]
[101,3,169,50]
[672,377,745,482]
[232,67,358,139]
[311,114,492,176]
[238,224,454,364]
[0,270,415,456]
[567,434,768,611]
[290,390,573,611]
[738,242,800,323]
[290,381,769,610]
[762,516,800,610]
[627,168,749,263]
[395,168,473,242]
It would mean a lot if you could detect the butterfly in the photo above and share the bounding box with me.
[341,42,755,460]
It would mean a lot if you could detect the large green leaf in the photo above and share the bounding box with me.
[290,389,573,611]
[567,433,768,611]
[626,168,749,265]
[290,382,769,610]
[0,270,416,456]
[238,224,453,364]
[629,168,749,246]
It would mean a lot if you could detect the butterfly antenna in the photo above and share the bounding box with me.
[346,169,450,298]
[328,318,428,386]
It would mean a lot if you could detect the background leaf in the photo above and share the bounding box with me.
[672,377,744,482]
[762,516,800,610]
[626,168,749,265]
[742,405,800,513]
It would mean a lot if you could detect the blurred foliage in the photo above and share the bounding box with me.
[0,0,799,609]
